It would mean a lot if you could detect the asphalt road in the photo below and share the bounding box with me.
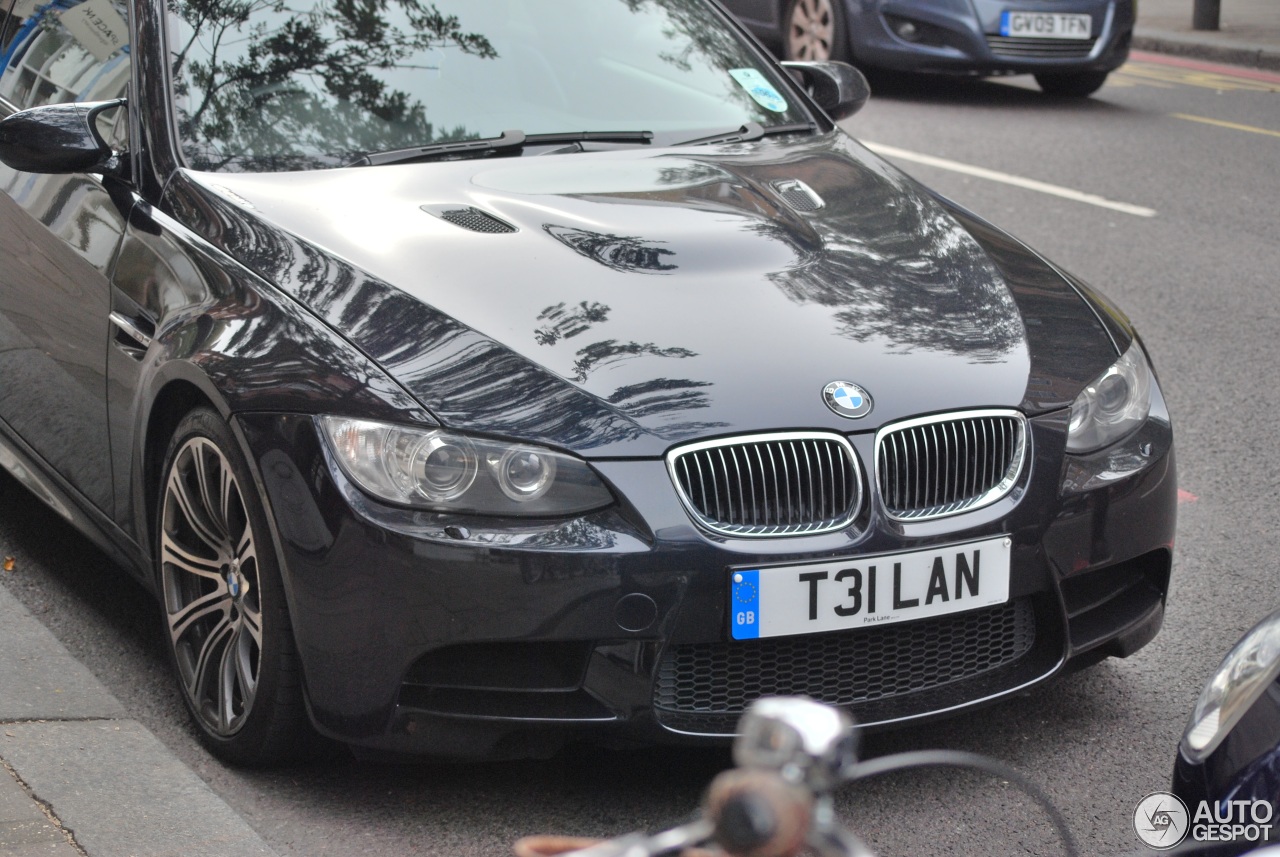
[2,54,1279,857]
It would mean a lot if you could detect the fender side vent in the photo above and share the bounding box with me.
[772,179,824,212]
[421,204,517,233]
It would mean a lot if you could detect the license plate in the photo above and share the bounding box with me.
[1000,11,1092,39]
[729,536,1011,640]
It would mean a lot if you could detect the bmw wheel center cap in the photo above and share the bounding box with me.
[823,381,873,419]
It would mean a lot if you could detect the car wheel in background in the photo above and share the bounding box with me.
[1035,70,1110,97]
[157,407,308,765]
[783,0,849,62]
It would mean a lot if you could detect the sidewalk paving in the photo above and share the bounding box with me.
[0,584,277,857]
[1135,0,1280,70]
[1,4,1277,856]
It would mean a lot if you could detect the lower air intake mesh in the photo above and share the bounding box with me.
[654,599,1034,733]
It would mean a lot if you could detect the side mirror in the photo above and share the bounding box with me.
[780,61,870,121]
[0,99,124,174]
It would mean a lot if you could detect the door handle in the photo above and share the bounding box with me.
[109,311,153,356]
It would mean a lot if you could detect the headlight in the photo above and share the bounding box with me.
[319,417,613,516]
[1181,610,1280,763]
[1065,341,1152,453]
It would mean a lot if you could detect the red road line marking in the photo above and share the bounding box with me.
[1178,489,1198,503]
[1130,50,1280,85]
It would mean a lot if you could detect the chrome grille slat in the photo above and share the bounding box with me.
[728,447,743,522]
[768,442,778,524]
[799,443,811,520]
[947,423,957,505]
[747,447,757,526]
[911,429,922,511]
[962,419,974,501]
[668,433,862,537]
[831,441,844,517]
[876,411,1027,521]
[888,433,900,511]
[928,423,940,509]
[711,449,725,522]
[684,457,695,508]
[1000,420,1011,488]
[817,442,829,521]
[798,442,808,516]
[984,418,997,490]
[996,421,1006,491]
[783,442,796,524]
[692,455,707,512]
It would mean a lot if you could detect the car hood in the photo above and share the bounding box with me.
[176,132,1119,457]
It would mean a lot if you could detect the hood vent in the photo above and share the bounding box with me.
[772,179,825,213]
[421,204,517,234]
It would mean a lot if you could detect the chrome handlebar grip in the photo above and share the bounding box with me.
[733,697,860,794]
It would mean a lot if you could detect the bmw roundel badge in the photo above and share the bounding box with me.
[823,381,873,419]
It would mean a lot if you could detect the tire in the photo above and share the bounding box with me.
[1034,70,1109,97]
[157,407,308,766]
[783,0,849,62]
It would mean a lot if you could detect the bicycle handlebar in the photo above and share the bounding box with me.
[513,697,1073,857]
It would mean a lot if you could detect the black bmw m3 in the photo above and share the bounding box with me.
[0,0,1174,764]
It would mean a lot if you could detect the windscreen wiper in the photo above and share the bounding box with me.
[676,121,816,147]
[348,129,654,167]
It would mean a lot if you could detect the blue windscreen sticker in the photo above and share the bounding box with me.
[731,570,761,639]
[729,68,788,113]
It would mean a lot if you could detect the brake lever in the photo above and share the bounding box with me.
[805,799,878,857]
[515,819,714,857]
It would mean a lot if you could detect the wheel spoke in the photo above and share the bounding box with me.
[167,464,227,555]
[187,613,234,706]
[191,444,229,540]
[232,625,258,716]
[218,642,235,732]
[160,531,223,582]
[169,590,230,644]
[239,600,263,648]
[219,466,236,539]
[235,521,254,564]
[217,623,256,732]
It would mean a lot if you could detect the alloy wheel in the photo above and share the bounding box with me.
[160,436,262,738]
[787,0,837,61]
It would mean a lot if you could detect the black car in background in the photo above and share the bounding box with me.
[0,0,1173,764]
[722,0,1134,96]
[1173,610,1280,853]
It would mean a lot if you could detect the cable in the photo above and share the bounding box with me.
[844,750,1079,857]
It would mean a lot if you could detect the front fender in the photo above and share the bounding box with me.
[108,201,433,567]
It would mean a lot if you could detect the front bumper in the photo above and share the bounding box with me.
[845,0,1133,76]
[236,393,1174,758]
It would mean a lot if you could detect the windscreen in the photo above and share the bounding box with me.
[168,0,812,171]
